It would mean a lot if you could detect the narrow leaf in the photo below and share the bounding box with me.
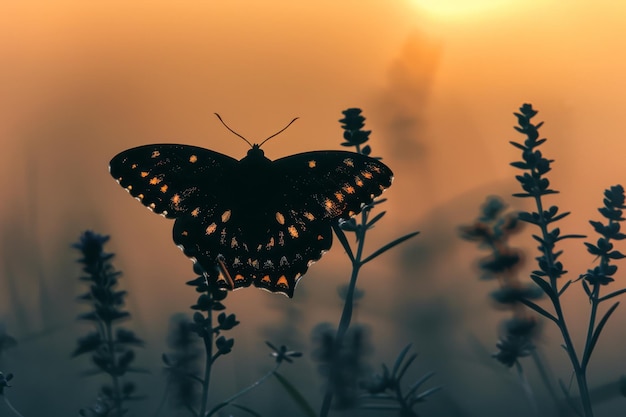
[582,302,620,369]
[518,298,558,324]
[272,372,316,417]
[332,224,355,262]
[529,274,558,305]
[361,232,420,264]
[558,279,573,297]
[405,371,436,399]
[599,288,626,302]
[366,211,386,228]
[391,344,413,380]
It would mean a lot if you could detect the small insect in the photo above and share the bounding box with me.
[109,116,393,297]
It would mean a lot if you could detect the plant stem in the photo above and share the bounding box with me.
[199,299,214,417]
[533,195,593,416]
[105,314,123,417]
[206,364,280,416]
[319,210,368,417]
[2,395,25,417]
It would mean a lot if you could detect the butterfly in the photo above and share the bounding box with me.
[109,136,393,297]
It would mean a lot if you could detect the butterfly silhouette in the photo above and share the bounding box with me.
[109,129,393,297]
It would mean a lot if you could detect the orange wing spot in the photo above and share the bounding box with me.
[275,211,285,225]
[149,202,156,209]
[171,194,181,205]
[131,163,138,169]
[206,222,217,235]
[126,184,133,190]
[191,207,200,217]
[189,154,198,163]
[231,237,238,248]
[221,210,231,222]
[140,171,149,178]
[317,234,324,240]
[277,275,289,288]
[343,158,355,167]
[348,210,355,217]
[343,184,356,194]
[266,236,275,249]
[304,211,315,221]
[160,184,168,193]
[361,170,373,179]
[324,199,337,213]
[308,160,316,168]
[137,193,145,200]
[261,275,271,283]
[216,273,229,286]
[181,230,188,236]
[288,225,299,238]
[149,176,162,185]
[234,274,245,282]
[369,164,382,173]
[294,272,302,280]
[151,150,160,158]
[334,191,344,202]
[354,176,364,187]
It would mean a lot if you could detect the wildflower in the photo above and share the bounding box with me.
[266,341,302,364]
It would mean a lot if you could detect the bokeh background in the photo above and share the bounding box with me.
[1,1,626,415]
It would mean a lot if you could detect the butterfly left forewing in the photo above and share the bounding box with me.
[109,144,238,218]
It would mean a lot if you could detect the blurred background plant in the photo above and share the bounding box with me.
[73,231,145,417]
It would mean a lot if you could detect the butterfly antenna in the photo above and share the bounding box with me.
[258,117,299,148]
[214,113,254,148]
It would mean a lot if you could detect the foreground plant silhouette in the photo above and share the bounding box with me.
[503,104,626,416]
[73,231,145,417]
[311,109,434,417]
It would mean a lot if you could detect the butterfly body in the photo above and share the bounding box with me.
[110,143,393,297]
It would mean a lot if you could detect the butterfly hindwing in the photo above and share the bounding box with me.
[173,206,334,297]
[110,144,393,297]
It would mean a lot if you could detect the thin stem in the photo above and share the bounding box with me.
[532,193,593,416]
[199,299,214,417]
[515,360,538,416]
[319,210,369,417]
[206,364,280,416]
[104,320,123,417]
[2,395,25,417]
[530,349,567,417]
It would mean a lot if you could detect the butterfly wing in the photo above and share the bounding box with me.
[272,150,393,221]
[111,145,393,298]
[109,144,239,219]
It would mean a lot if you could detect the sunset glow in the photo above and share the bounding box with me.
[411,0,520,17]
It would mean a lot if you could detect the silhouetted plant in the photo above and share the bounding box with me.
[73,231,144,417]
[314,108,426,416]
[1,370,24,417]
[507,104,626,416]
[161,314,202,413]
[459,197,557,412]
[161,263,304,417]
[0,324,17,358]
[360,344,441,416]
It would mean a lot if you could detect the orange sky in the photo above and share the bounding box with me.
[2,2,626,412]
